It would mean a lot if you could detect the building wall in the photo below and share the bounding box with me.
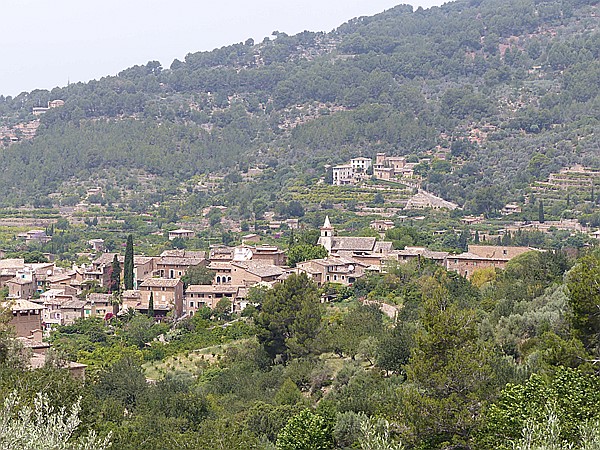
[11,311,42,338]
[8,281,36,299]
[140,283,184,317]
[446,257,506,279]
[61,308,84,325]
[229,267,262,287]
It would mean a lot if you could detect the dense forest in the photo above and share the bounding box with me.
[0,0,598,215]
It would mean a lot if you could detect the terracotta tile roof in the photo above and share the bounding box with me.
[232,261,284,278]
[140,278,182,288]
[331,237,376,252]
[157,256,205,266]
[186,285,241,294]
[3,299,44,311]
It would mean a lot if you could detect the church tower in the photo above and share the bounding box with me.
[318,215,334,254]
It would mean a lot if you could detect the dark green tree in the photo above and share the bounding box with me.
[110,254,121,294]
[181,265,215,287]
[400,270,498,448]
[538,200,545,223]
[124,234,134,290]
[287,244,328,267]
[255,273,323,362]
[148,292,154,318]
[566,253,600,350]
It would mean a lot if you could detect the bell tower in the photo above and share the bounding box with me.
[318,216,334,254]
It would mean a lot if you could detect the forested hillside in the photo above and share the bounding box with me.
[0,0,598,212]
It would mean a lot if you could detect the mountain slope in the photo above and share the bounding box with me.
[0,0,598,213]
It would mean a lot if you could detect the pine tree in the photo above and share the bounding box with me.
[148,292,154,318]
[124,234,134,290]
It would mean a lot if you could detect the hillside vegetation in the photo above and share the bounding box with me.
[0,0,597,215]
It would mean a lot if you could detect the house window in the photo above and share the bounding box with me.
[503,249,507,255]
[334,275,337,281]
[189,301,194,308]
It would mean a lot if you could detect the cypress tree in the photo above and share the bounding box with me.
[110,254,121,294]
[148,292,154,318]
[538,200,545,223]
[124,234,134,290]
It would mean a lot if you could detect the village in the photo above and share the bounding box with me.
[3,213,546,374]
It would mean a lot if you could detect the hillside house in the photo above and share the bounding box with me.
[85,293,113,319]
[208,261,233,285]
[88,239,105,252]
[332,164,355,185]
[296,256,368,286]
[0,259,25,287]
[17,229,51,244]
[136,278,184,317]
[233,245,287,266]
[3,299,44,338]
[209,246,234,262]
[154,252,205,279]
[370,220,395,232]
[184,284,244,315]
[502,204,522,215]
[230,261,285,286]
[386,247,449,267]
[168,229,195,240]
[445,245,536,278]
[6,272,38,300]
[350,157,372,172]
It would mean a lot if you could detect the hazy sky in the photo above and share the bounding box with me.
[1,0,446,97]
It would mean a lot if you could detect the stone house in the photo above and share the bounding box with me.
[208,261,234,285]
[370,220,395,232]
[3,299,44,337]
[445,245,536,279]
[386,247,449,266]
[296,256,368,286]
[229,261,285,286]
[85,293,113,319]
[168,229,195,240]
[6,272,38,300]
[60,300,86,325]
[184,284,243,315]
[154,253,206,279]
[136,278,184,317]
[0,259,25,287]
